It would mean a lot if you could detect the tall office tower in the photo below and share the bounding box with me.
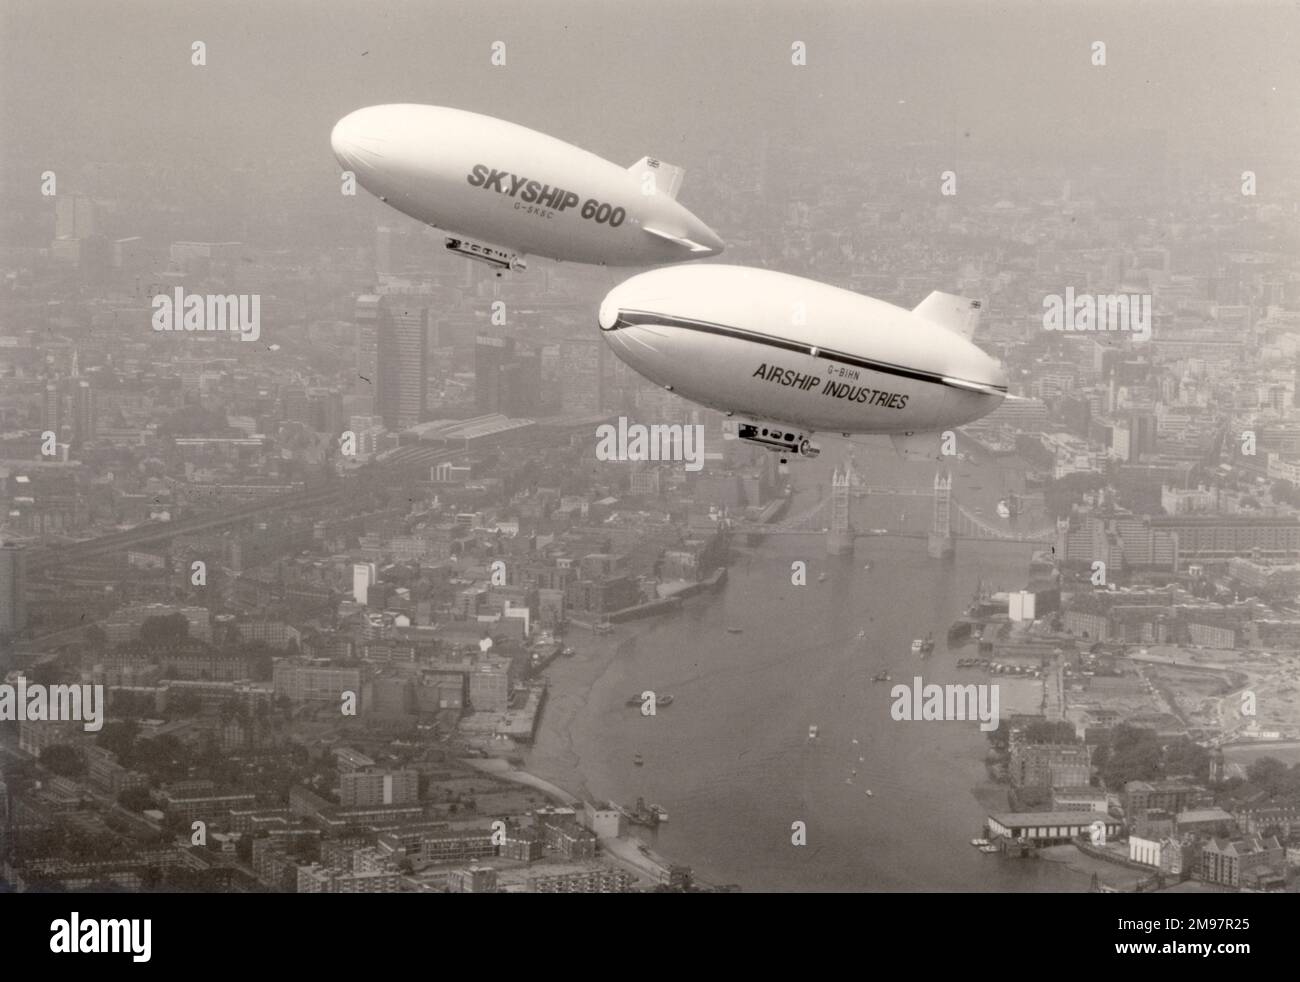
[354,295,384,413]
[1129,411,1158,460]
[281,385,310,425]
[1111,421,1132,462]
[42,382,61,440]
[310,388,343,436]
[72,379,95,449]
[426,315,444,352]
[379,300,430,428]
[0,543,27,637]
[55,194,96,239]
[475,335,514,414]
[559,337,606,416]
[375,226,393,277]
[353,562,376,605]
[500,342,541,417]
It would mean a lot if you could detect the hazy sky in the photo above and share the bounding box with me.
[2,0,1297,190]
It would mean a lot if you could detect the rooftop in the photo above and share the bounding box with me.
[1176,808,1234,824]
[989,811,1120,827]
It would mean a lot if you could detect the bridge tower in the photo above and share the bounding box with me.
[927,469,955,559]
[827,458,854,555]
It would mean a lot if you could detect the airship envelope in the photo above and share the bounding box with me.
[332,104,724,270]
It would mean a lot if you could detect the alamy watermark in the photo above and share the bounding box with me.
[50,913,151,962]
[1042,288,1150,342]
[889,675,1000,732]
[595,417,705,472]
[0,677,104,732]
[151,288,261,341]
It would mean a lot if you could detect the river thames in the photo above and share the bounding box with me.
[527,437,1091,891]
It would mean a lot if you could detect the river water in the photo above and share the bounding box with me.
[527,437,1090,891]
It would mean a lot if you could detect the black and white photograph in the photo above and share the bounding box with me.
[1,0,1297,960]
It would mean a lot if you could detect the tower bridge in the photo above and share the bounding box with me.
[720,455,1056,556]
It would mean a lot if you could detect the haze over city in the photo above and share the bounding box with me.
[1,0,1299,911]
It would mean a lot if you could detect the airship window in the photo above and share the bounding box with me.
[760,429,768,437]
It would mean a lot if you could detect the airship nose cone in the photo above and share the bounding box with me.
[330,107,387,170]
[598,296,620,331]
[599,281,636,331]
[330,111,360,168]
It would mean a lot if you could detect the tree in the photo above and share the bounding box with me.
[287,836,318,863]
[249,651,274,682]
[1164,737,1210,783]
[41,744,85,778]
[1043,472,1107,520]
[131,735,189,781]
[117,786,154,812]
[1246,757,1287,797]
[1271,480,1300,509]
[1023,720,1078,744]
[166,691,203,719]
[1100,725,1163,790]
[1092,743,1110,772]
[1014,434,1054,470]
[27,659,67,686]
[140,613,190,647]
[97,719,139,761]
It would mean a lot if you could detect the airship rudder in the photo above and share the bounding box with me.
[911,291,982,340]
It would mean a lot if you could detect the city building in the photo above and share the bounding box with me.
[72,379,95,449]
[448,866,498,893]
[339,769,419,808]
[527,865,632,893]
[352,562,376,605]
[0,543,27,637]
[354,295,384,412]
[378,299,430,428]
[1008,743,1092,789]
[1123,781,1203,818]
[272,663,365,705]
[986,811,1123,847]
[559,336,605,416]
[468,657,513,712]
[1200,835,1285,889]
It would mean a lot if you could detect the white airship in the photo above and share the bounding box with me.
[598,264,1010,461]
[330,104,724,271]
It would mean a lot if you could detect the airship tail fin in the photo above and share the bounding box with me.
[912,291,982,339]
[629,156,685,199]
[642,226,716,253]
